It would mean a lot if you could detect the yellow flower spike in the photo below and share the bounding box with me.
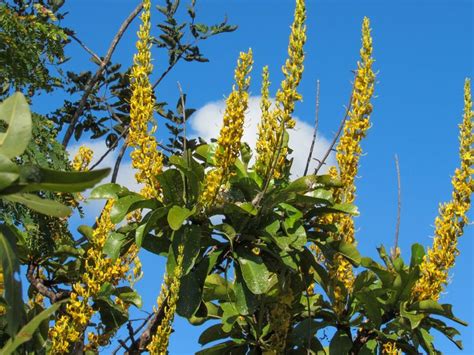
[199,49,253,208]
[255,66,279,177]
[49,200,132,354]
[382,341,400,355]
[327,17,376,310]
[412,78,473,302]
[71,145,94,171]
[129,0,163,200]
[148,245,185,354]
[258,0,306,181]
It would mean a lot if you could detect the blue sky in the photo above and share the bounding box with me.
[37,0,473,353]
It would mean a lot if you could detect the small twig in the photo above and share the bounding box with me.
[68,33,103,65]
[111,142,128,183]
[304,80,320,176]
[111,313,153,355]
[314,74,357,175]
[62,3,143,147]
[392,154,402,258]
[177,82,187,153]
[89,129,129,170]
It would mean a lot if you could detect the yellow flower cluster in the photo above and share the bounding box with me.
[255,67,278,177]
[382,341,400,355]
[0,267,4,315]
[147,245,185,353]
[49,200,130,354]
[327,18,375,309]
[255,0,306,180]
[71,145,93,171]
[129,0,163,200]
[199,50,253,207]
[412,79,473,301]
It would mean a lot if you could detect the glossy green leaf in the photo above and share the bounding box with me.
[89,183,129,200]
[114,287,142,308]
[3,193,71,217]
[103,232,129,260]
[410,243,425,268]
[199,324,229,346]
[18,167,110,193]
[167,205,193,231]
[0,225,23,336]
[329,330,352,355]
[0,300,65,354]
[0,154,19,191]
[237,249,272,295]
[110,194,145,224]
[0,92,31,159]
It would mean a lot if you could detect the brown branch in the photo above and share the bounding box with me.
[62,3,143,148]
[89,128,129,171]
[26,263,70,303]
[111,142,128,183]
[314,74,357,175]
[392,154,402,259]
[304,80,320,176]
[68,33,103,65]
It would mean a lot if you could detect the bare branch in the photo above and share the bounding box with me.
[68,33,103,65]
[111,142,128,183]
[392,154,402,258]
[304,80,320,176]
[314,74,357,175]
[62,3,143,148]
[89,128,129,171]
[177,81,187,153]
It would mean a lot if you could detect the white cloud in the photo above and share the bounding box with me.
[68,140,142,218]
[189,96,336,177]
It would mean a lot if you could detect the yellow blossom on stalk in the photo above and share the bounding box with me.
[328,17,375,308]
[199,50,253,208]
[147,245,185,353]
[49,200,130,354]
[266,0,306,179]
[412,79,473,302]
[71,145,93,171]
[255,66,279,177]
[128,0,163,200]
[0,267,4,315]
[382,341,400,355]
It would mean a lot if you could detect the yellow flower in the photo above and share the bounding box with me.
[412,78,473,301]
[382,341,400,355]
[199,50,253,208]
[147,245,185,353]
[71,145,93,171]
[327,17,376,310]
[128,0,163,200]
[255,0,307,180]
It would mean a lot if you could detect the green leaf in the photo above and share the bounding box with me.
[329,330,352,355]
[18,168,110,193]
[336,241,361,266]
[0,154,19,191]
[172,225,201,275]
[157,169,185,205]
[141,234,170,256]
[110,194,145,224]
[0,300,65,354]
[95,298,128,332]
[0,225,23,336]
[114,287,142,308]
[167,205,193,231]
[3,193,71,217]
[409,300,467,326]
[103,233,129,260]
[196,340,246,355]
[0,92,32,159]
[176,256,209,318]
[359,339,378,355]
[355,291,382,327]
[199,324,229,346]
[400,301,425,329]
[410,243,425,268]
[135,207,168,247]
[236,249,272,295]
[203,274,234,302]
[89,183,129,200]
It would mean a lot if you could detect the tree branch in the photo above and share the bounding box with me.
[26,263,70,303]
[111,142,128,183]
[62,3,143,148]
[304,80,320,176]
[392,154,402,258]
